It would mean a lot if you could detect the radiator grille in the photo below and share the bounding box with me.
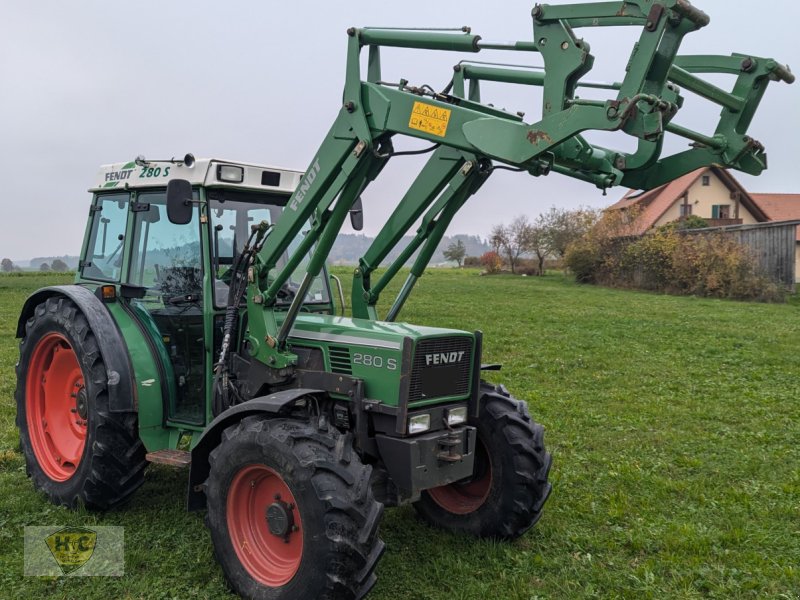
[328,346,352,375]
[409,336,472,402]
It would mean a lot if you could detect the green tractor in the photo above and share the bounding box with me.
[15,2,791,598]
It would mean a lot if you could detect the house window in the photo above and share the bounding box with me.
[711,204,731,219]
[702,175,710,186]
[679,203,693,217]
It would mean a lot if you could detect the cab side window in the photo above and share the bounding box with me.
[128,190,202,301]
[82,192,130,281]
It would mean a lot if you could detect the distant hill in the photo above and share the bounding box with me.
[328,233,490,265]
[15,234,489,270]
[29,255,80,270]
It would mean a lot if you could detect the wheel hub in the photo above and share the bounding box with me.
[75,386,88,421]
[266,499,294,538]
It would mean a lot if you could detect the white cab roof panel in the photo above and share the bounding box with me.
[91,158,303,194]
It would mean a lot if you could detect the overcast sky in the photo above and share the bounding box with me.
[2,0,797,261]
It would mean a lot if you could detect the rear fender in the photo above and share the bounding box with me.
[17,285,136,413]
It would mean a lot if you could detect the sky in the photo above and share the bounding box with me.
[1,0,798,261]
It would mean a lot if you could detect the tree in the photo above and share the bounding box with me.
[526,225,549,276]
[1,258,14,272]
[39,262,51,272]
[51,259,69,272]
[489,224,506,255]
[538,206,601,259]
[443,239,466,267]
[490,216,533,274]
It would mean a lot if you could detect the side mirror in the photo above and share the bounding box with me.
[349,196,364,231]
[166,179,194,225]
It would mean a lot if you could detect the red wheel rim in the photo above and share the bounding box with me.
[25,333,87,482]
[227,464,303,587]
[427,439,492,514]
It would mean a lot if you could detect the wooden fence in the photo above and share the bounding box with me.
[681,220,800,290]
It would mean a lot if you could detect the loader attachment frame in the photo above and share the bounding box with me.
[239,0,791,361]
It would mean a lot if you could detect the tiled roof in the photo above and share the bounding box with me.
[750,194,800,241]
[606,168,707,235]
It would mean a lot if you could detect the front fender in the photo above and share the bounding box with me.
[187,388,326,511]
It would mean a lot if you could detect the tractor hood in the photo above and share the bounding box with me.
[285,314,476,409]
[288,314,469,350]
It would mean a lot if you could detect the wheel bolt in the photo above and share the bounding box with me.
[287,503,295,510]
[274,493,281,501]
[70,407,77,413]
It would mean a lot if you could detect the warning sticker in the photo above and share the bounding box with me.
[408,101,451,138]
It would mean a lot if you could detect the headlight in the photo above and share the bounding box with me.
[408,413,431,434]
[217,164,244,183]
[446,406,468,426]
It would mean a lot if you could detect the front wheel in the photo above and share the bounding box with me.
[204,416,385,600]
[413,383,552,539]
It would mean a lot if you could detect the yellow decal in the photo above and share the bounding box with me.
[408,101,451,138]
[45,527,97,575]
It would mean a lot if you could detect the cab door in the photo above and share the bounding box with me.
[126,189,207,425]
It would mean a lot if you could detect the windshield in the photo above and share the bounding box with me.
[208,190,331,308]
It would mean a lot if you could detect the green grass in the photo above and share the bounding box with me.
[2,270,799,599]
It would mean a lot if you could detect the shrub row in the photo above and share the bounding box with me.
[565,222,784,302]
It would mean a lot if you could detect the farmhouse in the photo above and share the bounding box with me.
[607,166,800,282]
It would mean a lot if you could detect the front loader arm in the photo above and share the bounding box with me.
[241,0,791,367]
[352,151,490,321]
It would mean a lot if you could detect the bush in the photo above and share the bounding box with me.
[479,251,503,274]
[463,256,481,267]
[666,233,781,301]
[674,215,709,230]
[565,215,784,302]
[514,258,541,276]
[564,239,602,283]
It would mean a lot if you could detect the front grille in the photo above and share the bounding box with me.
[409,336,473,403]
[328,346,352,375]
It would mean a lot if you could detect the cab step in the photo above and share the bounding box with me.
[146,449,191,468]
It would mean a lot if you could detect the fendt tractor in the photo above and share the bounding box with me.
[15,2,791,598]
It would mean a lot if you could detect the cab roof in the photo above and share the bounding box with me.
[91,157,303,195]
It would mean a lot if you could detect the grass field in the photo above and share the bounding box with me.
[1,270,799,599]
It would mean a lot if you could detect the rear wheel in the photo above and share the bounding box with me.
[15,296,146,509]
[205,416,385,600]
[413,383,552,539]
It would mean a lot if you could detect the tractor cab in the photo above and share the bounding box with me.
[78,156,334,427]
